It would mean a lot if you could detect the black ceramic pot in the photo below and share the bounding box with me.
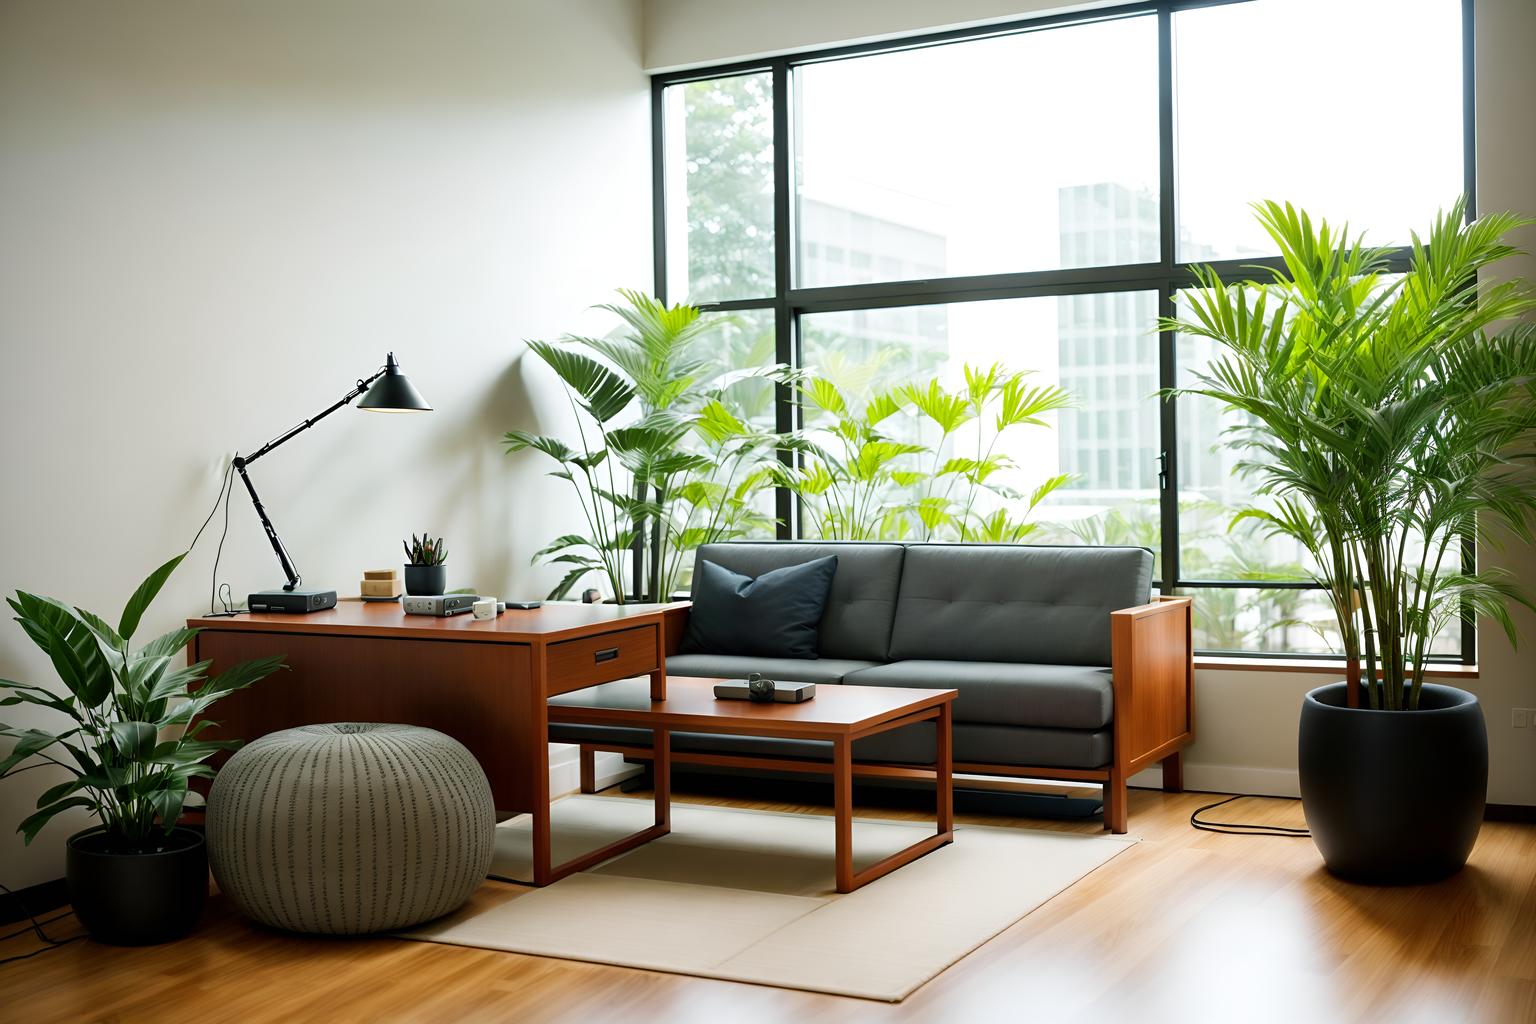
[66,826,208,945]
[404,563,447,596]
[1298,682,1487,884]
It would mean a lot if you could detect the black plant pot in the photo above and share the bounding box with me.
[1298,682,1487,884]
[404,563,447,596]
[66,826,208,945]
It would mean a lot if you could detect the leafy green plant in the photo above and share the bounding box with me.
[902,363,1074,541]
[403,533,447,566]
[789,377,923,540]
[505,290,793,602]
[1,554,285,851]
[1165,197,1536,709]
[789,364,1073,542]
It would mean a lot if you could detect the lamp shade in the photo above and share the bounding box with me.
[359,352,431,412]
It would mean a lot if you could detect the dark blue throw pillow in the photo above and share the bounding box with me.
[681,556,839,660]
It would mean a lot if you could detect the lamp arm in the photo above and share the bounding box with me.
[231,364,387,592]
[238,367,386,466]
[233,458,302,592]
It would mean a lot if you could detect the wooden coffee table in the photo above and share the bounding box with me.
[547,677,957,893]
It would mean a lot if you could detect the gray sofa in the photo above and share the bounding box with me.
[549,541,1194,832]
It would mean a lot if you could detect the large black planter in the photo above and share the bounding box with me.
[66,826,208,945]
[1298,682,1487,884]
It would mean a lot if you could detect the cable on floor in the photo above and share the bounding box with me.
[0,883,82,968]
[1190,794,1311,837]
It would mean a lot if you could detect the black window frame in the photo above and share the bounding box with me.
[649,0,1478,664]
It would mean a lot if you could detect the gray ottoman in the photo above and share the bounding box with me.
[206,723,495,934]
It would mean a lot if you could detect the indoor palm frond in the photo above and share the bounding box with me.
[1164,197,1536,709]
[508,290,794,602]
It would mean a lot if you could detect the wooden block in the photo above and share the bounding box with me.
[363,568,400,581]
[360,578,403,597]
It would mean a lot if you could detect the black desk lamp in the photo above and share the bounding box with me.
[238,352,431,613]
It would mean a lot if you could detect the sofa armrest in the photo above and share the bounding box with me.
[661,603,691,657]
[1109,595,1195,778]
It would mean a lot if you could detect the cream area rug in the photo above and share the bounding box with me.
[400,795,1136,1002]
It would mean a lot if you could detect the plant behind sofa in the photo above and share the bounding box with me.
[788,365,1074,543]
[505,290,797,602]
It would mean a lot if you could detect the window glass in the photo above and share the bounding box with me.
[800,291,1160,571]
[1187,587,1464,659]
[1174,0,1463,261]
[795,15,1159,287]
[663,73,774,303]
[1187,587,1341,656]
[1176,323,1320,584]
[678,309,779,592]
[1176,297,1464,658]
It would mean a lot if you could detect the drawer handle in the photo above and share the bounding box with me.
[593,647,619,664]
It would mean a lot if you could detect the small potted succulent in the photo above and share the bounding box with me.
[403,533,448,595]
[1,552,285,944]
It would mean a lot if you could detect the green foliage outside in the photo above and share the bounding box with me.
[788,364,1073,542]
[676,74,774,303]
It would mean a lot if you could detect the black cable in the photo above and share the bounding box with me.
[0,941,83,967]
[0,884,82,968]
[188,457,233,555]
[1190,794,1311,837]
[202,458,243,617]
[0,911,71,944]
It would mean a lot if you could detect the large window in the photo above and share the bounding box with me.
[652,0,1473,660]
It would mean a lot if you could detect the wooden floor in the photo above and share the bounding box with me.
[5,783,1535,1024]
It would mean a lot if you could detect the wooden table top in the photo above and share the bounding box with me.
[548,676,955,737]
[188,599,689,644]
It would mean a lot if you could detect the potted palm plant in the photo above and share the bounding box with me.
[1167,198,1536,882]
[1,553,285,943]
[506,290,794,602]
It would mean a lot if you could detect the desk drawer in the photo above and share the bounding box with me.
[547,625,658,691]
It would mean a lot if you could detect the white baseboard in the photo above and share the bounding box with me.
[1132,763,1300,799]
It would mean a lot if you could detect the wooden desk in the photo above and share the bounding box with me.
[189,600,689,886]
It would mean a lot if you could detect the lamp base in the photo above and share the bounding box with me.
[247,589,338,614]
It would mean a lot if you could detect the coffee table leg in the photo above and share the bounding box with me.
[654,725,671,831]
[937,700,954,836]
[834,734,854,894]
[836,704,954,893]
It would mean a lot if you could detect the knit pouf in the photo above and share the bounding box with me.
[206,723,495,935]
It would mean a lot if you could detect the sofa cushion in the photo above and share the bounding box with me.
[682,556,837,659]
[888,544,1153,666]
[691,542,905,661]
[843,660,1113,730]
[667,653,879,685]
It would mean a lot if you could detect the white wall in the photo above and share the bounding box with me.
[643,0,1536,806]
[0,0,650,888]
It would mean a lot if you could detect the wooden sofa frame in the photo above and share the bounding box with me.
[574,597,1194,834]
